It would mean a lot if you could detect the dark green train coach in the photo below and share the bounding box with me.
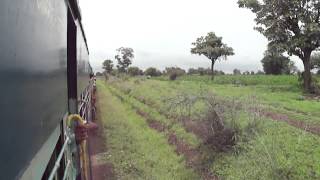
[0,0,95,179]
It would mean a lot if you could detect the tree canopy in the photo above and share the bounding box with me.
[238,0,320,92]
[115,47,134,73]
[128,66,143,76]
[144,67,162,77]
[191,32,234,80]
[102,59,114,74]
[261,48,291,75]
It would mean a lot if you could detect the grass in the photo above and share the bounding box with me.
[96,81,199,179]
[131,76,320,125]
[212,119,320,180]
[156,74,300,86]
[98,74,320,179]
[106,84,200,147]
[103,76,320,179]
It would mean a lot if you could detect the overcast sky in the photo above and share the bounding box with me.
[79,0,303,73]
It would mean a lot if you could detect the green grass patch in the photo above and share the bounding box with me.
[106,82,200,147]
[96,81,199,179]
[100,76,320,179]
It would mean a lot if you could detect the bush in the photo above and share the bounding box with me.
[203,95,263,152]
[188,68,198,75]
[169,72,178,81]
[233,69,241,75]
[165,67,186,76]
[144,67,162,77]
[261,49,294,75]
[128,66,143,76]
[165,67,186,80]
[96,72,103,76]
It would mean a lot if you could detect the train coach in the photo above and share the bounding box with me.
[0,0,95,179]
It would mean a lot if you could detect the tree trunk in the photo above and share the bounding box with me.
[211,60,215,80]
[302,52,312,93]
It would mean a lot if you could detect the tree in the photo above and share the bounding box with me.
[198,67,206,76]
[233,69,241,75]
[128,66,143,76]
[165,67,186,76]
[188,68,198,75]
[102,59,113,74]
[238,0,320,92]
[243,71,250,75]
[96,72,103,76]
[257,70,265,75]
[191,32,234,80]
[261,48,291,75]
[144,67,162,77]
[115,47,134,73]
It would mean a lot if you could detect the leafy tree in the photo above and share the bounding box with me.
[257,70,265,75]
[261,48,291,75]
[238,0,320,92]
[164,67,186,76]
[198,67,206,76]
[243,71,250,75]
[215,70,225,75]
[115,47,134,73]
[233,69,241,75]
[188,68,198,75]
[191,32,234,80]
[128,66,143,76]
[96,72,103,76]
[102,59,113,74]
[144,67,162,77]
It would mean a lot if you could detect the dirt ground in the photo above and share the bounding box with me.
[262,111,320,135]
[88,97,115,180]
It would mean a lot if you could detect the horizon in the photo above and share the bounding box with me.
[80,0,304,73]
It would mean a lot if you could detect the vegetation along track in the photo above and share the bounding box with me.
[96,81,201,179]
[105,81,218,179]
[104,77,320,179]
[118,78,320,136]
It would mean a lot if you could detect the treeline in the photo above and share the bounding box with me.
[98,47,320,79]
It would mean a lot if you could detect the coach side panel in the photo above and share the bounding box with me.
[77,27,91,97]
[0,0,68,179]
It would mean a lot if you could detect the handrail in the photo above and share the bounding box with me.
[48,137,70,180]
[62,160,71,180]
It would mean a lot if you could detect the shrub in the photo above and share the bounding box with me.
[233,69,241,75]
[165,67,186,76]
[165,67,186,80]
[256,70,265,75]
[188,68,198,75]
[169,72,178,81]
[261,48,294,75]
[128,66,143,76]
[144,67,162,77]
[96,72,103,76]
[164,92,263,152]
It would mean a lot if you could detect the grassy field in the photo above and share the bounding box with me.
[97,75,320,180]
[96,81,198,179]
